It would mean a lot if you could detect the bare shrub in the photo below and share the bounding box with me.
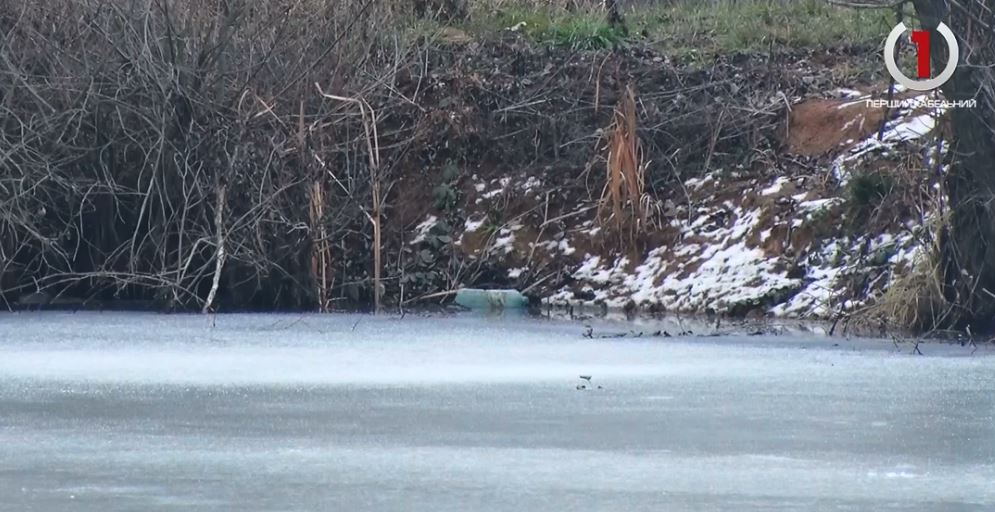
[0,0,413,311]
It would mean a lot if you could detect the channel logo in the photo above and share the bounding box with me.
[883,22,959,91]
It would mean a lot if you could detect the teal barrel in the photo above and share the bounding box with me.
[454,289,529,310]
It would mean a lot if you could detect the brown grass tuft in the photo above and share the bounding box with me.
[598,84,656,252]
[868,252,949,331]
[856,207,953,332]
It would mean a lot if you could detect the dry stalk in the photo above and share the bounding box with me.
[598,84,649,251]
[202,179,227,314]
[310,179,334,311]
[301,99,334,312]
[315,83,384,313]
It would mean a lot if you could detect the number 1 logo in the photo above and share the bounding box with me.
[910,30,931,78]
[884,22,959,91]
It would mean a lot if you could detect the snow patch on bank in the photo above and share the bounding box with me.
[493,223,522,255]
[411,215,438,244]
[553,203,801,312]
[464,216,486,233]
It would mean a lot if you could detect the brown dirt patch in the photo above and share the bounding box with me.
[760,223,791,257]
[786,98,887,156]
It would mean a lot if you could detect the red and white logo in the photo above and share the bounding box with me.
[884,22,959,91]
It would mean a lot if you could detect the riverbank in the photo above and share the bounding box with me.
[1,1,947,332]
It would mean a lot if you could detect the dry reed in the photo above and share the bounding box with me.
[599,84,650,251]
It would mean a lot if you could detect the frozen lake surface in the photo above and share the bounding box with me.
[1,312,993,511]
